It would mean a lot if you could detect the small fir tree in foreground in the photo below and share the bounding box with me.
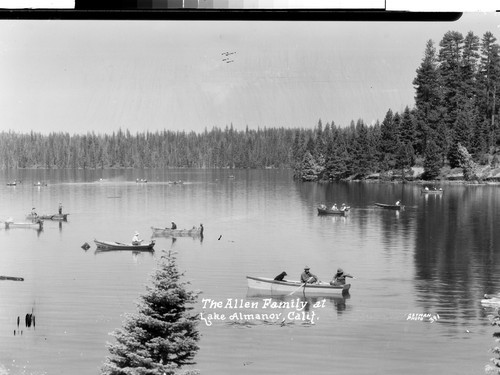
[101,251,200,375]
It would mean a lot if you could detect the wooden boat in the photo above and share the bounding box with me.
[0,275,24,281]
[39,213,69,221]
[421,188,443,194]
[481,297,500,306]
[317,207,348,216]
[246,276,350,296]
[151,225,204,237]
[94,239,155,251]
[5,220,43,230]
[374,203,405,210]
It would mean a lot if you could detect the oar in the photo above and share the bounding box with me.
[288,277,313,296]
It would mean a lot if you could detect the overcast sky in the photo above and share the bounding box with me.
[0,12,499,135]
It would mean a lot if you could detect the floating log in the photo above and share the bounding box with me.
[0,276,24,281]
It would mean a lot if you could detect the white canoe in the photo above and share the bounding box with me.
[246,276,350,296]
[481,298,500,306]
[481,294,500,306]
[5,220,43,230]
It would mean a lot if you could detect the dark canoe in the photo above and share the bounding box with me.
[94,239,155,251]
[6,182,16,186]
[317,207,347,216]
[0,275,24,281]
[374,203,405,210]
[39,213,69,221]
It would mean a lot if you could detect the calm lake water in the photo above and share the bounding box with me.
[0,168,499,375]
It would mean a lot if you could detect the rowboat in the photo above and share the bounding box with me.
[246,276,350,296]
[5,220,43,230]
[39,213,69,221]
[481,297,500,306]
[421,189,443,194]
[151,225,204,237]
[374,203,405,210]
[317,207,348,216]
[6,181,17,186]
[94,239,155,251]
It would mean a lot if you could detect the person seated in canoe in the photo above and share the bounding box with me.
[340,203,347,211]
[31,207,38,220]
[330,268,353,286]
[395,200,401,206]
[424,186,429,191]
[58,203,63,215]
[331,203,338,211]
[171,222,177,229]
[301,266,318,284]
[132,231,142,245]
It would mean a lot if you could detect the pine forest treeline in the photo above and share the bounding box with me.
[0,127,295,170]
[1,30,500,180]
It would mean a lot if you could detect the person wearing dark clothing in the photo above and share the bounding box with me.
[300,266,318,284]
[171,222,177,229]
[330,268,353,286]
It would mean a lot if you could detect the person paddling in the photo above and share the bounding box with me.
[300,266,318,284]
[330,268,353,286]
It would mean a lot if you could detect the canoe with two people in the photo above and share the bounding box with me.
[301,266,354,286]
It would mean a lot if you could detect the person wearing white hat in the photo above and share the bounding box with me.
[132,231,142,245]
[300,266,318,284]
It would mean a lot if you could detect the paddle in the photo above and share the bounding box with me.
[288,277,313,296]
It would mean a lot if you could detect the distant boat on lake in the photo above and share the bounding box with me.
[374,203,405,210]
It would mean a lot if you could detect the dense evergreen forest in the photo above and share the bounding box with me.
[1,30,500,181]
[0,127,295,170]
[292,30,500,181]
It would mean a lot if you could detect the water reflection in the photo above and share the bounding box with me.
[94,249,155,257]
[245,291,349,315]
[414,186,500,327]
[317,214,349,224]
